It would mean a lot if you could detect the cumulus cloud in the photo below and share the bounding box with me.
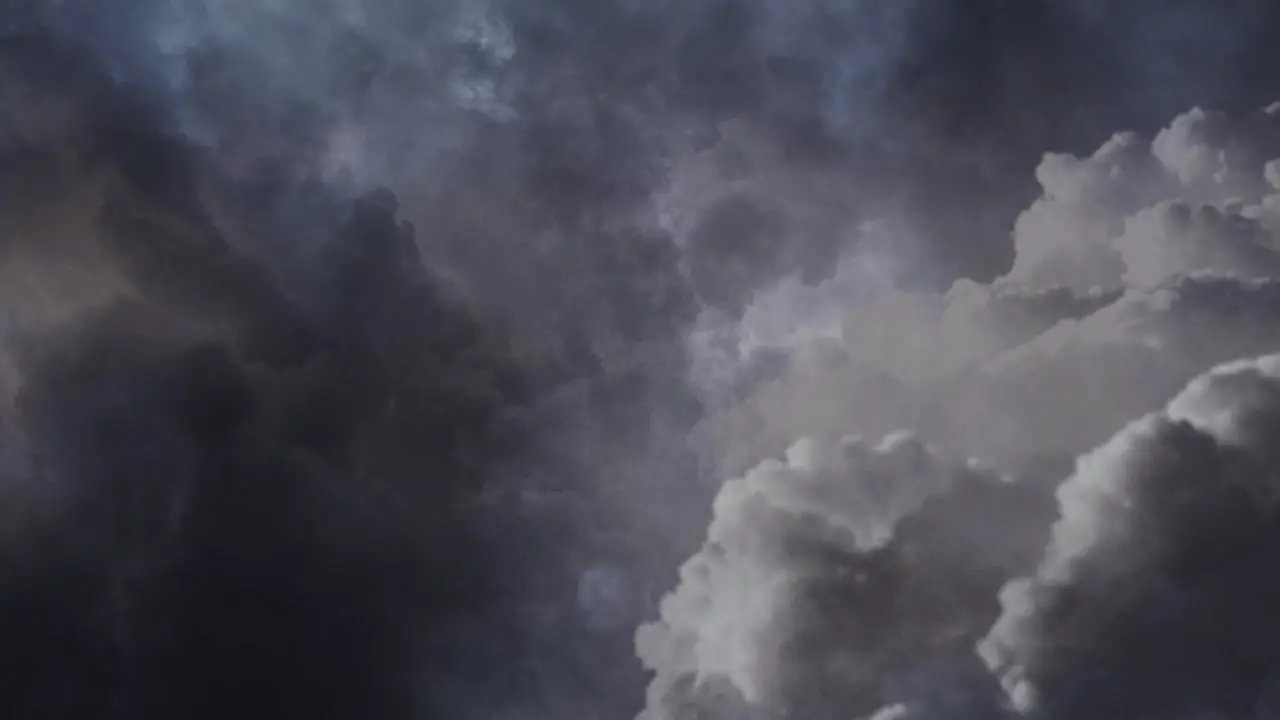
[696,99,1280,476]
[1115,200,1280,286]
[1004,103,1280,291]
[649,93,1280,720]
[947,273,1280,460]
[636,433,1056,720]
[980,354,1280,720]
[11,1,1280,719]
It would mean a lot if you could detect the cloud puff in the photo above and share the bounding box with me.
[1004,103,1280,292]
[636,433,1056,720]
[696,100,1280,477]
[980,354,1280,720]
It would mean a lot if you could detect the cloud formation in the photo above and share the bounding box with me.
[636,434,1055,720]
[981,354,1280,720]
[695,100,1280,476]
[644,97,1280,720]
[9,2,1280,719]
[0,28,573,719]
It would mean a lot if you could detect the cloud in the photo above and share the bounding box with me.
[948,273,1280,459]
[1004,104,1280,292]
[980,354,1280,720]
[1115,200,1280,287]
[696,99,1280,475]
[653,95,1280,720]
[636,433,1057,720]
[11,2,1280,719]
[0,28,571,719]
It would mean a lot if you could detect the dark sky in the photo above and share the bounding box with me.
[4,1,1280,718]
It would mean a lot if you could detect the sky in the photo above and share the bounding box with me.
[6,1,1280,718]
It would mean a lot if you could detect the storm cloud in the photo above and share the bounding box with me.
[7,1,1280,719]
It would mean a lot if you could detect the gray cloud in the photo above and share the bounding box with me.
[695,100,1280,475]
[980,354,1280,720]
[652,96,1280,720]
[8,2,1280,719]
[636,434,1056,720]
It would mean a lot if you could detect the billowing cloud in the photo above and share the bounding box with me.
[980,354,1280,720]
[636,433,1057,720]
[1004,103,1280,291]
[648,94,1280,720]
[9,2,1280,719]
[696,99,1280,477]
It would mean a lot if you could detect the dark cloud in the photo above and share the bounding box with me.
[9,1,1280,719]
[0,27,565,719]
[31,0,1280,291]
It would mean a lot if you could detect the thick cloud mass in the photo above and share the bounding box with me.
[981,355,1280,720]
[636,434,1056,720]
[1003,104,1280,291]
[645,78,1280,720]
[696,99,1280,477]
[0,29,590,719]
[9,1,1280,719]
